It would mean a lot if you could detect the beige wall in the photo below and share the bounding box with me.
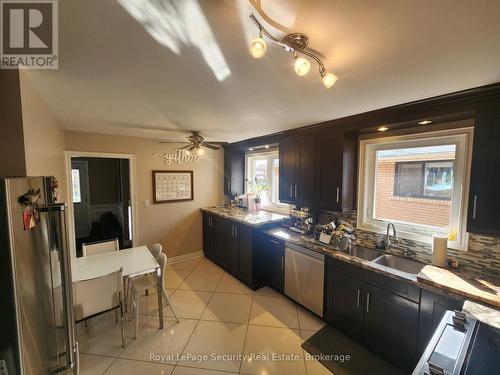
[19,71,67,198]
[65,130,225,258]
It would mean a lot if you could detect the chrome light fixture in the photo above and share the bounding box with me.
[248,14,337,88]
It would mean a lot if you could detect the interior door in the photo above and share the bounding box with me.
[71,160,91,238]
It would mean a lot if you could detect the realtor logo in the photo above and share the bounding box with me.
[1,0,58,69]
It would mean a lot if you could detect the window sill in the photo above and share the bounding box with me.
[357,221,468,251]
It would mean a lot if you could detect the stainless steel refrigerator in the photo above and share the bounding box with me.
[0,177,78,374]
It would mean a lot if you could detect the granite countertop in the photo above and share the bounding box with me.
[263,227,500,309]
[463,300,500,328]
[200,206,287,227]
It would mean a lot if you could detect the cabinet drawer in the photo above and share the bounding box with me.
[364,271,421,303]
[328,257,420,303]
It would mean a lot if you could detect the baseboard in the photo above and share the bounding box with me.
[167,250,204,264]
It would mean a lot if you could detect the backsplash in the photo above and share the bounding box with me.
[318,210,500,278]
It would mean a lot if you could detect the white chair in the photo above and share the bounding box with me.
[82,238,119,257]
[73,268,125,347]
[130,253,179,338]
[149,243,162,259]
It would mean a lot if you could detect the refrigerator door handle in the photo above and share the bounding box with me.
[40,204,78,373]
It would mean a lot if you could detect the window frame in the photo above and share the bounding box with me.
[394,159,455,201]
[245,148,289,213]
[357,127,474,250]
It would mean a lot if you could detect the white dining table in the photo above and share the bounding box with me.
[72,245,164,328]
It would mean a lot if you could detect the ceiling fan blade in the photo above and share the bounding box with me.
[205,141,228,145]
[158,141,183,144]
[176,144,192,150]
[202,143,221,150]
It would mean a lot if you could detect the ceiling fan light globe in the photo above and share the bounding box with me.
[249,37,267,59]
[197,148,204,155]
[322,72,337,88]
[294,57,310,76]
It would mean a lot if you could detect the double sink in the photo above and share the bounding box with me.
[343,246,425,275]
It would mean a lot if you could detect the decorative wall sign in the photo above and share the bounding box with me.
[153,151,202,165]
[152,170,193,203]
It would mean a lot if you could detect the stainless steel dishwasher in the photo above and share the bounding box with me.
[284,242,325,317]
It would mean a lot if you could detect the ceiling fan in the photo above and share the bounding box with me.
[159,131,226,155]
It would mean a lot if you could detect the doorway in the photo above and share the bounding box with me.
[70,156,133,257]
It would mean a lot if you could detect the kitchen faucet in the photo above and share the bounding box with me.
[383,222,416,257]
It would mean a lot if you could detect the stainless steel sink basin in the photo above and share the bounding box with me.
[373,254,425,274]
[343,246,382,261]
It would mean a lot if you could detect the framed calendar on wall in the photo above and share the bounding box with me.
[152,170,193,203]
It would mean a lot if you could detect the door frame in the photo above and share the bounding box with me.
[64,151,138,261]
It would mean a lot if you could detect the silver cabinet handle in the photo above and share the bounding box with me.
[294,185,298,198]
[289,185,293,198]
[472,194,478,219]
[269,239,279,245]
[281,255,284,270]
[356,289,361,308]
[235,226,237,238]
[336,187,340,203]
[366,292,370,313]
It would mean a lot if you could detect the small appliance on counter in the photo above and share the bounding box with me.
[289,207,316,235]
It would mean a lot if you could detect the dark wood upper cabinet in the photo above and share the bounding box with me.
[467,103,500,236]
[315,131,357,211]
[278,136,316,206]
[224,148,245,197]
[279,137,297,204]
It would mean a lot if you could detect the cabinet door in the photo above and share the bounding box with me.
[202,213,215,260]
[364,284,419,373]
[225,221,240,276]
[238,224,253,285]
[468,106,500,235]
[279,138,297,203]
[224,149,245,197]
[297,137,316,206]
[316,132,343,210]
[213,216,226,267]
[418,289,464,354]
[328,269,365,341]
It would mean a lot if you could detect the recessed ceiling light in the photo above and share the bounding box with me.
[377,126,389,132]
[249,148,254,151]
[418,120,432,125]
[264,145,270,149]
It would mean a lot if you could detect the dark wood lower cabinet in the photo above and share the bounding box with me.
[418,289,464,353]
[202,212,262,289]
[364,284,419,373]
[213,215,226,267]
[326,270,364,341]
[263,235,285,293]
[324,257,457,373]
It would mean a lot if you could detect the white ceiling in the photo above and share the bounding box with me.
[26,0,500,143]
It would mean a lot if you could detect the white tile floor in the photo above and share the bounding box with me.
[77,257,331,375]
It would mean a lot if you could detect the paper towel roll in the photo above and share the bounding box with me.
[432,234,448,267]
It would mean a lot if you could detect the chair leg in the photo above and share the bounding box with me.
[162,287,179,323]
[135,291,139,339]
[120,304,125,348]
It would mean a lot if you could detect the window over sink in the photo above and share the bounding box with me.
[245,148,288,212]
[358,127,474,250]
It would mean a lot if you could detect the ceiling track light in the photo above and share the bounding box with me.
[249,14,337,89]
